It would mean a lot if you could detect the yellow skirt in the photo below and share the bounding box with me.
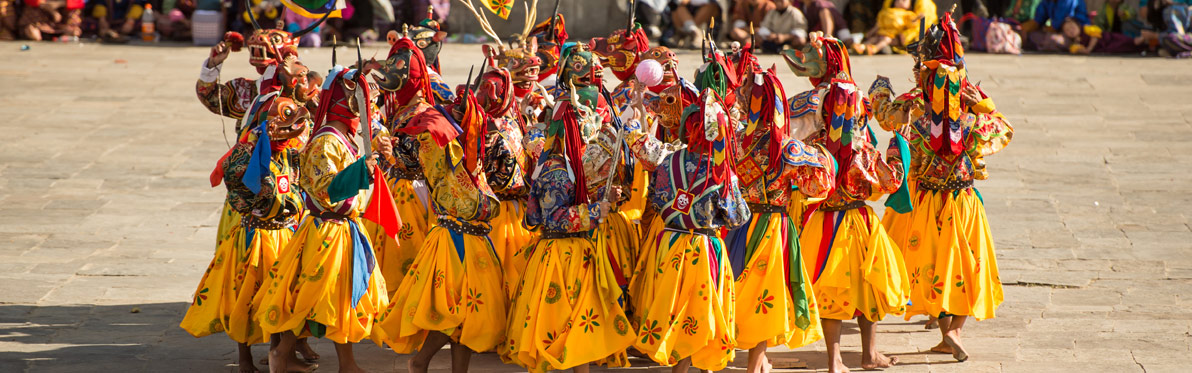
[215,200,241,247]
[505,236,635,372]
[181,224,289,345]
[374,223,507,353]
[726,211,823,349]
[884,189,1003,320]
[618,162,650,222]
[255,216,389,344]
[598,211,640,287]
[627,215,665,326]
[370,178,432,298]
[800,205,909,321]
[634,230,736,371]
[490,199,538,299]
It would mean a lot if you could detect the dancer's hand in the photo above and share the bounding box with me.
[366,153,379,170]
[595,202,610,218]
[208,42,230,68]
[961,85,982,107]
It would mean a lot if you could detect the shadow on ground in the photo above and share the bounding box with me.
[0,303,954,372]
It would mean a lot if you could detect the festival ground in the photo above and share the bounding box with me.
[1,41,1190,372]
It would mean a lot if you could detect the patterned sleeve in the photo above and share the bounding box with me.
[788,89,826,142]
[196,62,257,120]
[844,142,904,196]
[625,128,683,171]
[968,96,1014,158]
[966,94,1014,180]
[527,155,602,232]
[868,78,920,132]
[779,140,837,199]
[299,133,350,210]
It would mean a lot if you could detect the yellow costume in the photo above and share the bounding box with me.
[875,0,937,47]
[255,126,389,344]
[181,133,301,345]
[504,62,637,368]
[373,101,438,298]
[727,69,837,350]
[505,150,635,372]
[870,71,1012,320]
[373,104,507,354]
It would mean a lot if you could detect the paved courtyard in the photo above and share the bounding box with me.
[0,41,1190,372]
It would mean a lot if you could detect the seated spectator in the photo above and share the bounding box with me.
[802,0,849,42]
[1147,0,1192,56]
[1023,0,1088,50]
[240,0,280,33]
[1024,0,1088,32]
[756,0,807,52]
[846,0,877,36]
[1094,0,1140,36]
[853,0,935,55]
[671,0,721,48]
[1141,0,1192,28]
[1061,16,1146,53]
[20,0,84,41]
[1,0,18,40]
[284,6,319,46]
[636,0,668,39]
[86,0,147,43]
[728,0,775,44]
[156,0,194,41]
[1007,0,1041,22]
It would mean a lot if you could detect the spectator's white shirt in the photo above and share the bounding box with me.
[758,6,808,40]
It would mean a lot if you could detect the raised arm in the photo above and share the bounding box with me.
[779,140,838,199]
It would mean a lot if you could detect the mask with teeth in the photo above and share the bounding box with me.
[486,39,543,87]
[559,43,602,89]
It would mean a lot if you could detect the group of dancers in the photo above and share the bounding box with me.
[178,3,1013,373]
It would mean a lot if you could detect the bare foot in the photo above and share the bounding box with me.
[860,352,898,370]
[408,357,428,373]
[929,342,953,354]
[925,319,939,329]
[286,352,317,373]
[828,360,851,373]
[296,339,320,361]
[943,333,969,362]
[238,357,262,373]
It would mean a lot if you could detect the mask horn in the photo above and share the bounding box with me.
[627,0,636,31]
[246,3,262,30]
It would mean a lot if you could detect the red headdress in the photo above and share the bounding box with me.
[312,66,368,135]
[680,89,738,197]
[475,68,516,117]
[815,37,871,182]
[743,66,790,175]
[385,37,435,109]
[917,12,969,156]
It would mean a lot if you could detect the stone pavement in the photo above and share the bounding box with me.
[0,41,1189,372]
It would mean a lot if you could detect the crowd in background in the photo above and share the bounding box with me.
[3,0,1191,56]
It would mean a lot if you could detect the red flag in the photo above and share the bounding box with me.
[363,165,403,240]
